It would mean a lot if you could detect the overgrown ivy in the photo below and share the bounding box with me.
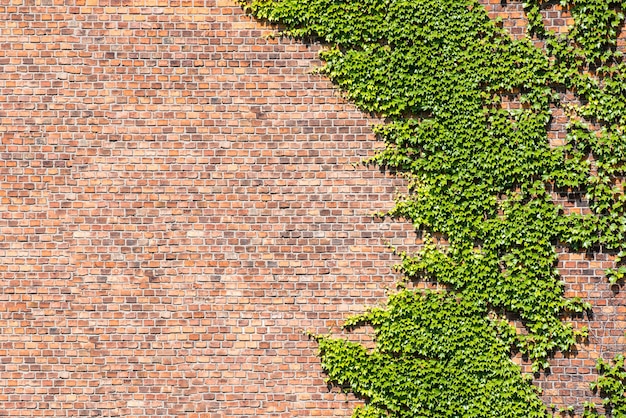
[240,0,626,416]
[584,355,626,417]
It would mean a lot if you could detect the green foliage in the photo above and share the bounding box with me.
[241,0,626,416]
[583,355,626,418]
[315,290,549,417]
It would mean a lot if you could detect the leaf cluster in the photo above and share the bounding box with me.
[315,290,549,417]
[583,355,626,418]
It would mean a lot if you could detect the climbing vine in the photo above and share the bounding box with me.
[241,0,626,416]
[583,355,626,417]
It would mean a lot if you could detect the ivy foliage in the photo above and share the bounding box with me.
[315,291,547,418]
[583,355,626,418]
[241,0,626,416]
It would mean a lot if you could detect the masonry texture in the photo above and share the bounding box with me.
[0,0,625,417]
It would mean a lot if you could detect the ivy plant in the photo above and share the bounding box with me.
[241,0,626,416]
[314,290,548,417]
[583,355,626,418]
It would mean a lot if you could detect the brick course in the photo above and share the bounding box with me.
[0,1,624,416]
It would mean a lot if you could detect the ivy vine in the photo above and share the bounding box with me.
[241,0,626,416]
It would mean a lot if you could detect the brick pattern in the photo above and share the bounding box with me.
[0,0,624,417]
[0,1,417,416]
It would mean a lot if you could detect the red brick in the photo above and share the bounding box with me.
[1,1,623,416]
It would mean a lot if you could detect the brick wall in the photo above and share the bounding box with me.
[0,1,624,417]
[0,1,416,416]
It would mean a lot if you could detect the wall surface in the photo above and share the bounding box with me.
[0,0,624,417]
[0,1,416,416]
